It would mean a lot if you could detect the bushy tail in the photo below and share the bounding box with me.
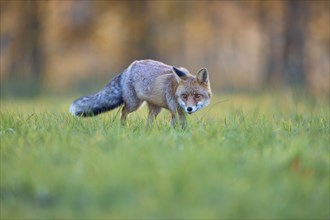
[70,74,123,117]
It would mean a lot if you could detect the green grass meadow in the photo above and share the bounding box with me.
[0,92,329,219]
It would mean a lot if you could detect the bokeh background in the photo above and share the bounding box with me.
[0,0,329,97]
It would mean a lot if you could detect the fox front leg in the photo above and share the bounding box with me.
[177,108,187,129]
[170,112,178,127]
[170,110,186,129]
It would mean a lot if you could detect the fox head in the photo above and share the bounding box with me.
[173,66,212,114]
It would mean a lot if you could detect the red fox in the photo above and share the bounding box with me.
[70,60,212,127]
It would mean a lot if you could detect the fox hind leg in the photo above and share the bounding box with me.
[146,102,162,127]
[120,106,129,124]
[120,100,143,125]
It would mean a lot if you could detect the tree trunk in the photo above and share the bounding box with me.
[282,1,307,87]
[9,1,43,83]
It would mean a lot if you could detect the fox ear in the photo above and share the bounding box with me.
[196,68,209,85]
[173,67,187,80]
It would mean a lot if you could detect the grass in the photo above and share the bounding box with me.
[0,92,329,219]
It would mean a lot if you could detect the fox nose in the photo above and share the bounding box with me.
[187,107,192,112]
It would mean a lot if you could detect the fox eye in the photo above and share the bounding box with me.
[194,94,201,99]
[181,94,188,100]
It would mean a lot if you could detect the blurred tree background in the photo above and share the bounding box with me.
[0,0,329,97]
